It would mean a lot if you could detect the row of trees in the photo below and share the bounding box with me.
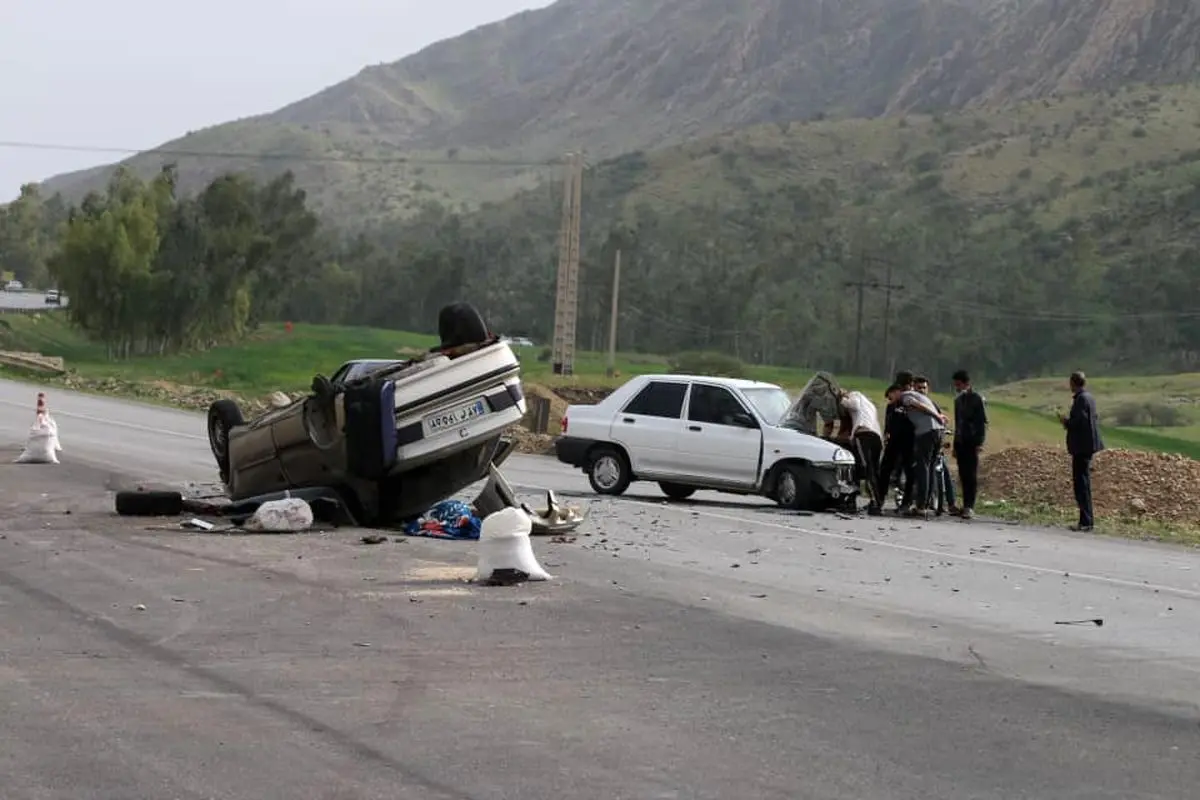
[21,167,332,356]
[3,155,1198,380]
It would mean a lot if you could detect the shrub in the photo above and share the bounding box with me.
[1111,401,1188,428]
[668,351,747,379]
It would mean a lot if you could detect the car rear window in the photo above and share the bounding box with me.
[623,381,687,419]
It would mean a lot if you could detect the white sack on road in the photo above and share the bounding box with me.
[15,412,61,464]
[243,498,314,532]
[475,506,552,583]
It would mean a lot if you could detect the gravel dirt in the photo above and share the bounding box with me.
[980,445,1200,524]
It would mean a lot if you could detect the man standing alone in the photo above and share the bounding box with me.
[951,369,988,520]
[1059,371,1104,531]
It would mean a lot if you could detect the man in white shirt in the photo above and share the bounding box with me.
[836,388,885,515]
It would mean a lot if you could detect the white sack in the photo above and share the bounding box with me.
[475,506,551,583]
[243,498,314,532]
[15,413,60,464]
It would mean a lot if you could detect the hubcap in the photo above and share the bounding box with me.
[778,472,797,505]
[592,455,621,490]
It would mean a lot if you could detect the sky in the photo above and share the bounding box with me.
[0,0,550,201]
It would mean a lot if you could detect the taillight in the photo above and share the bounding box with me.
[560,415,568,435]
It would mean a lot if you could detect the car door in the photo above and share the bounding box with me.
[676,382,762,487]
[610,379,688,476]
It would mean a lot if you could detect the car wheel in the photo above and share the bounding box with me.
[659,482,696,501]
[587,447,631,496]
[115,489,184,517]
[775,465,815,511]
[207,399,245,483]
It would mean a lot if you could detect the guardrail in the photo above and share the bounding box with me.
[0,305,69,315]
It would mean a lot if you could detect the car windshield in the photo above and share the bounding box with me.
[740,387,793,424]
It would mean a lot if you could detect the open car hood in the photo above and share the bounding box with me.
[780,372,843,433]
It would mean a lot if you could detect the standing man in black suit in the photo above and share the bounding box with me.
[951,369,988,520]
[1059,371,1104,531]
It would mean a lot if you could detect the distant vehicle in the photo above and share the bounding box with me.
[4,280,22,291]
[44,289,62,305]
[554,373,859,511]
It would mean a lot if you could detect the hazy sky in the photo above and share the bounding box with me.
[1,0,549,201]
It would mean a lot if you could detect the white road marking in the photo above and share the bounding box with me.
[609,495,1200,602]
[0,397,207,440]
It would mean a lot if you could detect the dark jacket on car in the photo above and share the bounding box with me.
[953,389,988,448]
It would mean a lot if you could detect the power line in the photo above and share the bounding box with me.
[0,139,559,168]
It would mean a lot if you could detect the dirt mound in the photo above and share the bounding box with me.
[553,387,614,405]
[505,424,556,456]
[979,446,1200,524]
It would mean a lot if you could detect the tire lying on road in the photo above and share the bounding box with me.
[115,489,185,517]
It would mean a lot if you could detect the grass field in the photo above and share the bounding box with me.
[4,313,1199,461]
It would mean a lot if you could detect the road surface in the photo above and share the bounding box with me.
[0,289,68,310]
[1,376,1198,799]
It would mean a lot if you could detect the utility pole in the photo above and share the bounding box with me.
[878,257,904,378]
[551,152,583,375]
[844,253,904,377]
[606,249,621,378]
[844,253,869,374]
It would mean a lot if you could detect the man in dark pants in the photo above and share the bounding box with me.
[1059,371,1104,531]
[895,382,947,518]
[878,372,917,511]
[951,369,988,520]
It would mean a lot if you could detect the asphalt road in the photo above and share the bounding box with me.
[1,376,1199,799]
[0,289,68,309]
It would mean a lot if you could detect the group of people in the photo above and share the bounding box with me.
[823,369,1104,529]
[827,370,987,519]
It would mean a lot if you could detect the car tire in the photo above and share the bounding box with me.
[587,447,631,496]
[775,464,816,511]
[207,399,245,483]
[659,482,696,501]
[437,302,490,349]
[115,489,184,517]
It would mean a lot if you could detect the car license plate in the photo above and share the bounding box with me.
[423,397,488,436]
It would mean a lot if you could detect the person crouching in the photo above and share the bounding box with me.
[836,387,885,515]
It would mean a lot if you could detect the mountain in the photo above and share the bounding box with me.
[37,0,1200,222]
[345,81,1200,380]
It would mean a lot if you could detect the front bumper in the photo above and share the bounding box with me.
[812,462,860,499]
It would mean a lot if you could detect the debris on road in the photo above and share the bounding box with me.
[980,446,1200,524]
[360,534,389,545]
[403,500,481,540]
[475,507,551,585]
[115,489,185,517]
[1055,618,1104,627]
[243,498,314,532]
[14,392,61,465]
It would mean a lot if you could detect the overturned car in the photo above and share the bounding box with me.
[205,303,529,526]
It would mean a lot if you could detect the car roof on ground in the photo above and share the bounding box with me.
[631,374,782,391]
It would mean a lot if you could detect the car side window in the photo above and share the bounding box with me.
[688,384,749,426]
[623,381,687,419]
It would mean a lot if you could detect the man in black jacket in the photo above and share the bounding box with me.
[1059,371,1104,531]
[951,369,988,520]
[878,371,917,512]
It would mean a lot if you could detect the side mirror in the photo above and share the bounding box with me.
[731,412,757,428]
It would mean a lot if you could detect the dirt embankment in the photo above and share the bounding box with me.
[979,446,1200,525]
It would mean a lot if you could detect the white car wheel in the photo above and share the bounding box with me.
[588,448,630,496]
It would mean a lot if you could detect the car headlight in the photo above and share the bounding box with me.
[833,448,856,463]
